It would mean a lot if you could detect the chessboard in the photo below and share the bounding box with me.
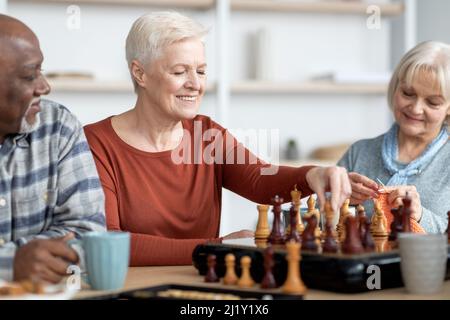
[193,188,450,293]
[192,238,450,293]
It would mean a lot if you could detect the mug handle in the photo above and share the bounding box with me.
[67,238,86,274]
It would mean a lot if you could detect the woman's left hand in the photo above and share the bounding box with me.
[385,185,422,221]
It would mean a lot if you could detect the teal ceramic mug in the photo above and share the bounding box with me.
[70,231,130,291]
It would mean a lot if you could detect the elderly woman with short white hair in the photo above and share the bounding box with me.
[338,41,450,233]
[84,11,351,266]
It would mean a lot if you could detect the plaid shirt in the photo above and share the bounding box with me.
[0,100,106,281]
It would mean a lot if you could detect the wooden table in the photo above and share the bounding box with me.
[75,265,450,300]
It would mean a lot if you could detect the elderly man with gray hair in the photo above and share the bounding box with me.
[0,14,106,283]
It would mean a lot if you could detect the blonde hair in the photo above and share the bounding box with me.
[388,41,450,127]
[125,11,208,91]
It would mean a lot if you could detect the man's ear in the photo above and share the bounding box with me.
[130,60,146,89]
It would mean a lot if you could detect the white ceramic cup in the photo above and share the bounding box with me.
[398,233,448,294]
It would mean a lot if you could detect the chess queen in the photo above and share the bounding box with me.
[338,41,450,234]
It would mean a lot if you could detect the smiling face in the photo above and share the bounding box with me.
[0,27,51,141]
[393,70,450,141]
[138,38,206,121]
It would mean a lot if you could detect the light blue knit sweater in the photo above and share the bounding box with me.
[337,134,450,234]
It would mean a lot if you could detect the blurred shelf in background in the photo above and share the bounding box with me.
[231,81,387,95]
[47,78,387,95]
[47,78,216,93]
[11,0,404,16]
[231,0,404,16]
[10,0,215,9]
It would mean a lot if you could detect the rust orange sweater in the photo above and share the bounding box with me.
[84,115,314,266]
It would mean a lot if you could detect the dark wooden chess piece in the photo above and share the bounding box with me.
[402,194,412,233]
[301,214,319,252]
[447,211,450,244]
[268,195,286,245]
[261,246,277,289]
[388,207,402,241]
[322,221,338,253]
[362,219,375,252]
[205,254,219,282]
[287,203,301,243]
[358,215,367,241]
[341,216,365,254]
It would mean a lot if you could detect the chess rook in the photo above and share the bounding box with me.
[255,204,270,240]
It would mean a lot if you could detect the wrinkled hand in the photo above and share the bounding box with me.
[385,185,422,221]
[222,229,254,241]
[305,166,352,212]
[348,172,379,205]
[13,233,79,284]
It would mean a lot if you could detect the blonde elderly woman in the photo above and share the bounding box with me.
[84,12,351,266]
[338,41,450,234]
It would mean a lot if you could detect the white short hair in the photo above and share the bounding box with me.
[126,11,208,92]
[388,41,450,127]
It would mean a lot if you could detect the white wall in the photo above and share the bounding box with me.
[8,2,394,235]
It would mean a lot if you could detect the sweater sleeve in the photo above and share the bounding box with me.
[220,130,315,204]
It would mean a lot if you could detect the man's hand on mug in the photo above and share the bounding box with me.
[348,172,379,205]
[13,234,79,284]
[385,185,423,222]
[305,166,352,213]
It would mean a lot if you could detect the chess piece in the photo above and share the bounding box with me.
[337,199,350,242]
[374,236,389,253]
[205,254,219,282]
[341,216,365,254]
[371,198,389,237]
[268,195,286,245]
[237,256,254,288]
[289,185,304,234]
[307,195,321,241]
[255,238,268,249]
[282,240,306,295]
[446,211,450,244]
[323,197,337,238]
[356,204,366,230]
[261,246,277,289]
[301,214,319,252]
[287,203,301,243]
[361,218,375,252]
[223,253,238,285]
[255,204,270,240]
[388,207,402,241]
[402,194,412,233]
[322,221,338,253]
